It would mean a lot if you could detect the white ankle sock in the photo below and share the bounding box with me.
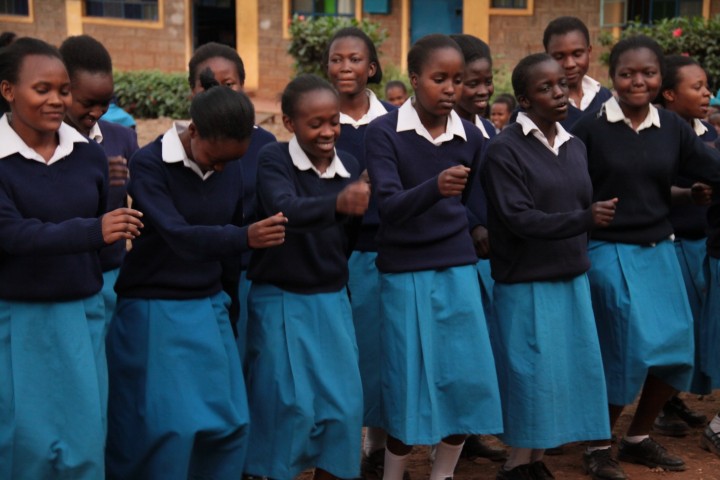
[383,449,409,480]
[504,447,532,470]
[586,445,611,453]
[363,427,388,457]
[710,414,720,433]
[624,434,649,444]
[429,441,463,480]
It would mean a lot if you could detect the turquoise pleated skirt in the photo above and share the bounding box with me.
[106,292,248,480]
[379,265,503,445]
[674,238,712,394]
[244,284,363,480]
[101,268,120,328]
[236,270,252,364]
[0,294,106,480]
[701,257,720,387]
[476,259,494,320]
[587,240,694,406]
[489,275,610,448]
[348,251,383,427]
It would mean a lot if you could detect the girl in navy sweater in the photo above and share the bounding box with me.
[654,55,717,435]
[324,26,395,474]
[105,76,287,480]
[365,34,502,480]
[59,35,139,330]
[482,53,616,480]
[186,42,277,357]
[572,36,720,478]
[243,74,369,480]
[0,37,143,480]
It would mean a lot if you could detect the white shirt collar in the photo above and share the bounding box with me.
[396,97,467,145]
[0,113,88,165]
[474,115,491,139]
[161,122,214,181]
[516,111,572,155]
[88,122,103,143]
[569,75,602,111]
[603,97,661,132]
[339,89,388,128]
[692,118,708,137]
[288,135,350,179]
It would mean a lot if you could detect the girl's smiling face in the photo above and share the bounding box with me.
[66,70,114,136]
[612,47,662,114]
[663,64,712,121]
[283,88,341,166]
[327,36,376,97]
[456,57,494,118]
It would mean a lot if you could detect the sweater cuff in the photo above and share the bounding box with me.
[88,219,106,249]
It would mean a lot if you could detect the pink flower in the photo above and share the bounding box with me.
[673,28,682,37]
[298,14,305,21]
[682,52,690,56]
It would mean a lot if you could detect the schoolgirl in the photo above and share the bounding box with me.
[572,35,720,479]
[365,34,502,480]
[59,34,139,327]
[105,75,287,479]
[0,37,143,479]
[243,74,370,480]
[324,25,395,474]
[653,54,717,436]
[482,53,616,480]
[186,42,277,356]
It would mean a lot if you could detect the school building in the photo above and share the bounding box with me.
[1,0,719,101]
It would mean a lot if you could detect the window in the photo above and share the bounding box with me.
[0,0,29,16]
[602,0,704,26]
[85,0,158,21]
[292,0,355,18]
[491,0,527,7]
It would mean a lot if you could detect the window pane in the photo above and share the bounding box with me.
[678,0,702,17]
[292,0,355,16]
[0,0,29,15]
[85,0,158,21]
[491,0,528,8]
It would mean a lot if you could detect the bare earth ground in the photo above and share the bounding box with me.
[135,118,720,480]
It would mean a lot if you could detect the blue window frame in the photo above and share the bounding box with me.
[292,0,355,18]
[0,0,29,16]
[85,0,159,21]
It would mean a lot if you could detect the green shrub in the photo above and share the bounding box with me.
[368,63,413,100]
[113,70,191,119]
[288,14,388,78]
[599,16,720,90]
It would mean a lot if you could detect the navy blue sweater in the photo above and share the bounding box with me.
[96,119,139,271]
[573,108,720,244]
[365,110,483,272]
[482,123,594,283]
[669,122,718,240]
[239,126,277,269]
[115,136,250,299]
[0,142,108,301]
[466,116,496,232]
[337,101,396,252]
[247,142,361,294]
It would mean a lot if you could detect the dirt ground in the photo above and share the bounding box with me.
[135,119,720,480]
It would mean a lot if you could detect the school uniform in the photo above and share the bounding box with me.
[0,114,109,480]
[106,124,250,480]
[669,119,718,394]
[88,120,139,327]
[468,114,496,318]
[481,114,610,448]
[338,89,393,428]
[703,193,720,386]
[365,100,502,446]
[244,138,363,480]
[572,98,720,406]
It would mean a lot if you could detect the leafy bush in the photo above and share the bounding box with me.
[599,16,720,90]
[288,14,388,78]
[114,70,191,119]
[368,63,413,100]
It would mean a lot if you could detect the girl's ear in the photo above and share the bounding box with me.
[517,94,531,111]
[409,72,419,91]
[661,89,675,104]
[0,80,14,105]
[188,122,199,138]
[368,62,378,80]
[282,114,295,134]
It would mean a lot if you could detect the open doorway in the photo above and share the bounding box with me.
[192,0,237,50]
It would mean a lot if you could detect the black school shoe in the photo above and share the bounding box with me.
[582,448,627,480]
[700,425,720,457]
[461,435,508,462]
[529,461,555,479]
[665,395,707,427]
[496,464,534,480]
[617,437,686,471]
[652,409,691,437]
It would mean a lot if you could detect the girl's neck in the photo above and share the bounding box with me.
[618,101,650,130]
[339,89,370,121]
[9,114,59,163]
[414,101,447,139]
[178,127,207,170]
[454,105,474,123]
[568,81,584,107]
[526,112,557,146]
